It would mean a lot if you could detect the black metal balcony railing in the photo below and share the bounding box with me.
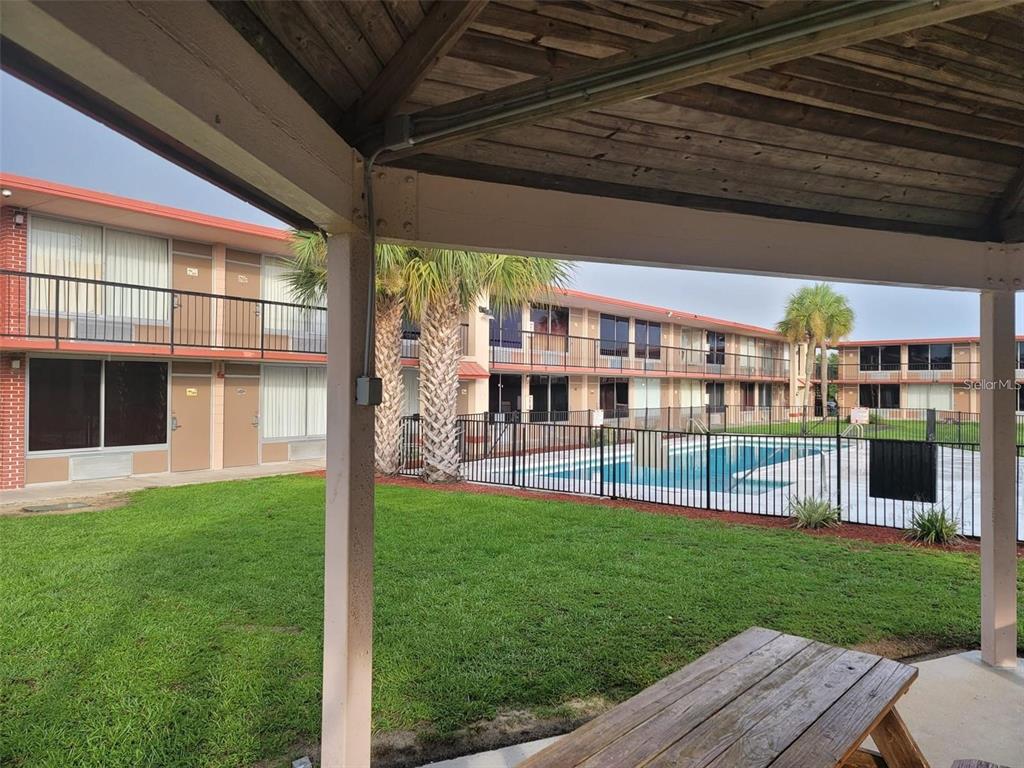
[489,330,789,379]
[400,324,470,359]
[822,361,981,382]
[0,269,326,355]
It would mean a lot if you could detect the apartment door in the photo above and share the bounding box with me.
[172,250,213,346]
[224,373,260,467]
[170,370,211,472]
[224,253,261,350]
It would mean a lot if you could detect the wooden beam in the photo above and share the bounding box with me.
[990,162,1024,241]
[372,168,1021,291]
[349,0,488,130]
[365,0,1019,157]
[0,0,354,232]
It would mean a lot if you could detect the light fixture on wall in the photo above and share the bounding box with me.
[478,305,494,317]
[0,188,12,197]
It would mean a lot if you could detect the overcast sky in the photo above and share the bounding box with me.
[2,72,1013,338]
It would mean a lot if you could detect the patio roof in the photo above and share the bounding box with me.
[2,3,1020,766]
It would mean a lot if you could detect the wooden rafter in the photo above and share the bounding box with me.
[364,0,1019,157]
[348,0,487,131]
[991,163,1024,241]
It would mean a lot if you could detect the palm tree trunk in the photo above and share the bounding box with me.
[419,291,463,482]
[819,345,829,417]
[804,338,817,411]
[374,296,405,474]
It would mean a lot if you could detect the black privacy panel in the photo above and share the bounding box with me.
[869,440,937,503]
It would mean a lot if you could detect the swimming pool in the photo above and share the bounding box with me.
[538,440,826,493]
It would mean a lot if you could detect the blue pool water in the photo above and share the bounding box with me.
[540,442,825,493]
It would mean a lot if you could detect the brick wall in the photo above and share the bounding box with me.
[0,352,26,490]
[1,206,28,337]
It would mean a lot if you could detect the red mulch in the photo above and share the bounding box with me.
[302,470,1024,556]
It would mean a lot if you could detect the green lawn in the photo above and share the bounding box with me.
[725,418,998,443]
[2,477,1022,768]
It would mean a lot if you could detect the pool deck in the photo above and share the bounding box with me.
[418,651,1024,768]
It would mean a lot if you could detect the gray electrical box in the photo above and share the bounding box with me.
[356,376,383,406]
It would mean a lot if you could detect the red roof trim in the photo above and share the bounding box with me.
[553,287,782,338]
[0,173,290,242]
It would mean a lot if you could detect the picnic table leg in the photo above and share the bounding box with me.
[870,708,930,768]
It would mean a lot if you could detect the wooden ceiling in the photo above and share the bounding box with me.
[214,1,1024,242]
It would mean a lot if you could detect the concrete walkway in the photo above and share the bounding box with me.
[0,459,324,511]
[418,651,1024,768]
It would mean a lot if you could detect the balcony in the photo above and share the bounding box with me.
[489,330,789,380]
[0,269,326,358]
[825,361,980,383]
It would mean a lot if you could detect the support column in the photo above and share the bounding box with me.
[321,231,376,765]
[979,289,1017,668]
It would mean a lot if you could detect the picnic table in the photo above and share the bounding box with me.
[520,627,928,768]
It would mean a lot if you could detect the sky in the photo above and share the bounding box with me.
[1,71,1013,339]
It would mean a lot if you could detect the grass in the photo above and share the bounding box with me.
[724,418,1005,443]
[2,477,1023,767]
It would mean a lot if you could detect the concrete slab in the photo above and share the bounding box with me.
[0,459,324,512]
[893,651,1024,768]
[418,651,1023,768]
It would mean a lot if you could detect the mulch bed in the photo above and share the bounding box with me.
[304,470,1024,556]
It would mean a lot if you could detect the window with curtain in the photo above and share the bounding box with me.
[635,320,661,360]
[262,365,327,439]
[104,229,169,323]
[28,216,104,315]
[905,384,953,410]
[262,256,325,351]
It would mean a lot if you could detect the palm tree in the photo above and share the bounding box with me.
[777,284,854,414]
[404,250,571,483]
[285,231,411,475]
[808,284,854,411]
[777,287,815,411]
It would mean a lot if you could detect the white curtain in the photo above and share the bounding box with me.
[28,216,103,313]
[104,229,169,322]
[677,379,702,408]
[905,384,953,410]
[633,378,661,409]
[262,255,325,350]
[262,365,308,439]
[306,366,327,436]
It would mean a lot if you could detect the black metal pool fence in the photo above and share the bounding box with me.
[398,406,1024,541]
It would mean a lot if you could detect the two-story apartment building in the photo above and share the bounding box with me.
[831,337,1024,414]
[1,175,792,491]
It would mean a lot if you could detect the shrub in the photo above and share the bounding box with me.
[789,497,841,529]
[905,507,960,545]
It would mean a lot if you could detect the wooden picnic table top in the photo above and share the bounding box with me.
[520,627,927,768]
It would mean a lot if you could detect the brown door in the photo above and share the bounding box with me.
[170,374,211,471]
[224,256,261,350]
[223,374,260,467]
[172,253,213,346]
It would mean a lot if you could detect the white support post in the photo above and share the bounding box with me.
[979,289,1017,668]
[322,231,376,765]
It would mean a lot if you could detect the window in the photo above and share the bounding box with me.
[104,361,167,446]
[28,358,167,452]
[905,384,953,410]
[908,343,952,371]
[599,314,629,356]
[706,332,726,366]
[859,384,900,409]
[530,304,569,336]
[489,308,522,348]
[599,377,629,417]
[635,320,661,360]
[489,374,522,414]
[29,358,102,451]
[758,383,773,408]
[1018,342,1024,370]
[740,382,755,411]
[1018,385,1024,412]
[262,365,327,439]
[706,382,725,412]
[859,345,900,371]
[634,378,661,410]
[528,375,568,422]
